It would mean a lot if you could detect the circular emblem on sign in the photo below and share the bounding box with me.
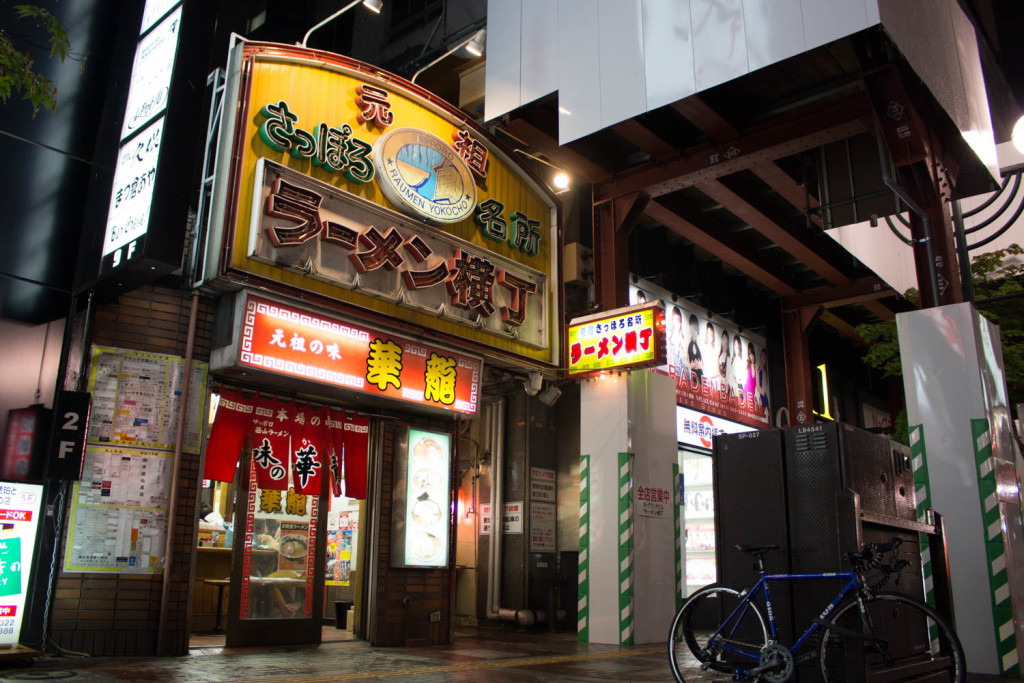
[699,415,715,449]
[373,127,477,224]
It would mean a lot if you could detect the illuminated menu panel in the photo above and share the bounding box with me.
[399,429,451,568]
[567,305,666,375]
[0,483,43,649]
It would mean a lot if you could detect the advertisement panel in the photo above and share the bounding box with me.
[237,294,482,416]
[211,43,559,366]
[676,406,757,450]
[391,429,452,569]
[629,282,771,428]
[0,482,43,649]
[567,304,666,376]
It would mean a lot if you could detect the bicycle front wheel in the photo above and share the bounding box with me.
[669,584,768,682]
[819,591,965,682]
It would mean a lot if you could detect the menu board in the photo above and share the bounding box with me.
[395,429,451,568]
[64,448,172,573]
[86,347,207,453]
[63,346,208,574]
[0,483,44,649]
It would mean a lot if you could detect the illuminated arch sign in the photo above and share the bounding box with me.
[207,43,559,367]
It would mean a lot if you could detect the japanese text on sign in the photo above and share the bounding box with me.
[502,501,523,534]
[567,305,665,375]
[636,485,671,519]
[239,295,483,415]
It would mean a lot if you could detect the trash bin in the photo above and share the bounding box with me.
[334,601,353,629]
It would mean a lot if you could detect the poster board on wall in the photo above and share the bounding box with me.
[63,346,207,573]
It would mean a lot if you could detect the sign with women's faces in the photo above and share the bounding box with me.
[629,282,771,428]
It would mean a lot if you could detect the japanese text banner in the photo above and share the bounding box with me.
[239,295,482,415]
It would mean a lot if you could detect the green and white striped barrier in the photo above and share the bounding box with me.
[909,424,939,653]
[971,419,1019,675]
[578,453,590,642]
[673,462,683,613]
[618,452,634,646]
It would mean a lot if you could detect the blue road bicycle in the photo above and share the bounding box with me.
[668,538,965,682]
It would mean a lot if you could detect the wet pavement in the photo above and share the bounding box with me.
[0,628,1014,682]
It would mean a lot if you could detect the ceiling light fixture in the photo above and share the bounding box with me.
[410,28,487,84]
[513,149,572,194]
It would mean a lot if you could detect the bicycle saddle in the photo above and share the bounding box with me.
[735,544,780,556]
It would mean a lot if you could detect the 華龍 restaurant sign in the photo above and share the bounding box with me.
[235,293,482,415]
[208,42,559,367]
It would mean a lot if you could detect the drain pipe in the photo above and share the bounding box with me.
[484,399,546,626]
[875,125,942,307]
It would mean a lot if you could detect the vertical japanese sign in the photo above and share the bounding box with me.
[0,483,43,648]
[529,501,555,552]
[529,467,556,502]
[236,294,482,415]
[100,0,183,274]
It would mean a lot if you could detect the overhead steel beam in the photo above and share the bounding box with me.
[671,96,739,141]
[751,161,822,227]
[596,93,871,202]
[696,178,849,286]
[611,120,677,162]
[594,192,649,310]
[501,118,611,184]
[820,310,863,343]
[781,277,893,310]
[645,199,798,296]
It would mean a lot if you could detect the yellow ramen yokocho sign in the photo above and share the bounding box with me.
[218,43,558,365]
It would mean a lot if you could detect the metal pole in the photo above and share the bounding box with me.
[156,291,200,654]
[952,200,976,303]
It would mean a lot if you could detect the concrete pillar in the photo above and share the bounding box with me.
[578,369,676,645]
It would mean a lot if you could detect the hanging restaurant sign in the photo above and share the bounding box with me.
[206,42,559,366]
[566,304,666,376]
[227,293,482,416]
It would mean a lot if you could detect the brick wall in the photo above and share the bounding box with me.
[372,417,457,647]
[51,283,215,656]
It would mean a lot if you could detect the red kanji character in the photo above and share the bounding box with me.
[350,226,405,272]
[400,235,450,289]
[497,270,537,327]
[624,330,637,353]
[610,335,623,355]
[596,337,610,359]
[264,178,323,246]
[446,249,496,316]
[570,343,582,364]
[452,129,488,179]
[638,327,653,350]
[356,84,394,128]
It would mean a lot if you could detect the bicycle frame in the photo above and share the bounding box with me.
[710,569,861,662]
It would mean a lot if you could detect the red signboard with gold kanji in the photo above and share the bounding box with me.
[566,305,666,376]
[238,294,482,415]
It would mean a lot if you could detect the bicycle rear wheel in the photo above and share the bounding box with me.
[669,584,768,682]
[819,591,965,682]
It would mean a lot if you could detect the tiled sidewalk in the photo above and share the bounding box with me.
[0,629,1014,682]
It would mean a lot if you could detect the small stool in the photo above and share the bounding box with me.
[204,579,231,633]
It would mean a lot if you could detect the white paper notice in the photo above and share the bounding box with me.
[502,501,523,534]
[529,466,556,502]
[529,501,555,552]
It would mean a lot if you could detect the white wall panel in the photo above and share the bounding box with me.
[802,0,868,51]
[864,0,880,24]
[743,0,804,72]
[558,0,603,144]
[641,0,696,111]
[580,375,630,645]
[691,0,748,92]
[520,0,558,105]
[597,0,648,130]
[484,0,522,121]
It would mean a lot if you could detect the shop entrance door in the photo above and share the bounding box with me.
[225,451,328,647]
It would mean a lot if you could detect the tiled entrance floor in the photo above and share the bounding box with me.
[0,629,1014,682]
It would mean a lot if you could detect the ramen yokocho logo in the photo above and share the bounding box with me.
[374,127,477,225]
